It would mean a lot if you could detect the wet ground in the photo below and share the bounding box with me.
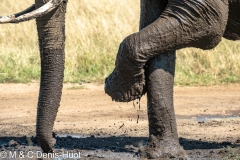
[0,83,240,159]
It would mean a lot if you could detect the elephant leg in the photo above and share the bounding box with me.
[137,1,186,158]
[35,0,67,153]
[105,0,229,102]
[139,53,187,159]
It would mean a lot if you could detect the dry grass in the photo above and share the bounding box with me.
[176,39,240,85]
[0,0,240,85]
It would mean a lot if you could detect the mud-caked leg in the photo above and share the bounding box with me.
[138,0,186,159]
[139,53,187,159]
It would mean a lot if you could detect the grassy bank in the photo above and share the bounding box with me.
[0,0,240,85]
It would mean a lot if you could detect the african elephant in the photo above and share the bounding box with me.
[105,0,240,159]
[0,0,67,153]
[1,0,239,158]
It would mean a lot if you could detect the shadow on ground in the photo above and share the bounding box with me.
[1,135,240,159]
[0,136,238,151]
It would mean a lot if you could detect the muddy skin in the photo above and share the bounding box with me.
[105,68,146,102]
[105,0,229,102]
[139,53,187,159]
[35,0,67,153]
[135,1,187,158]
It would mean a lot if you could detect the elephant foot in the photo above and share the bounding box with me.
[105,68,146,102]
[138,135,187,159]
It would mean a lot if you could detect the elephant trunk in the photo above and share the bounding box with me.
[105,0,228,102]
[35,0,67,153]
[135,0,228,55]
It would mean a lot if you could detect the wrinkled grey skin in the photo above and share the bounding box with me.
[105,0,240,158]
[1,0,67,153]
[35,0,67,153]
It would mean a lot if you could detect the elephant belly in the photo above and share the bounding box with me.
[223,0,240,40]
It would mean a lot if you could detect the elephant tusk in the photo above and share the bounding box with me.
[0,0,64,24]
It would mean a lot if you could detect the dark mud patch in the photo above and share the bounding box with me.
[1,135,240,159]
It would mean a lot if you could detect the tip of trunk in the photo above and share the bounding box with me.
[105,68,146,102]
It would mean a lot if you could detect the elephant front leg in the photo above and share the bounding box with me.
[135,0,186,158]
[139,53,187,159]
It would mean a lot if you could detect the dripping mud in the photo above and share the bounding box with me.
[1,83,240,159]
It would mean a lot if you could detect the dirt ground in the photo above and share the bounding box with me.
[0,83,240,159]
